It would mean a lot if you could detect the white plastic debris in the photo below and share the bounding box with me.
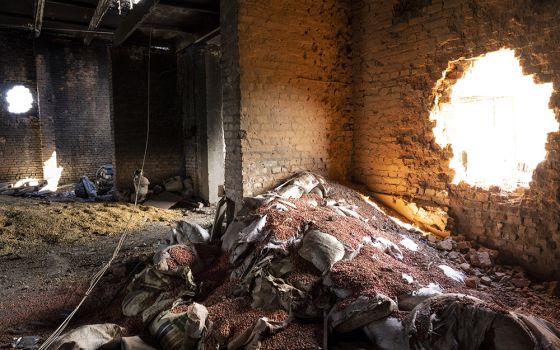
[399,236,419,252]
[402,273,414,284]
[277,184,305,199]
[306,198,318,207]
[269,202,289,212]
[277,199,297,209]
[337,205,362,220]
[370,237,404,261]
[417,283,443,295]
[362,317,409,350]
[299,230,345,274]
[174,221,210,244]
[398,283,443,311]
[239,215,268,243]
[48,324,124,350]
[438,265,466,283]
[12,336,40,349]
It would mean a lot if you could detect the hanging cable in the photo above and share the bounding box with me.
[39,29,153,350]
[142,30,152,172]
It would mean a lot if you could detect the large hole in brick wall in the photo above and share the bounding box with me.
[430,49,558,191]
[5,85,33,114]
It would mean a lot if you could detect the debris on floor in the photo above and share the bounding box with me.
[12,335,40,349]
[144,191,184,209]
[0,196,185,256]
[0,167,198,210]
[75,176,98,199]
[95,165,114,196]
[15,173,560,349]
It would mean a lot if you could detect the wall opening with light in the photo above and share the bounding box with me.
[430,49,558,191]
[5,85,33,114]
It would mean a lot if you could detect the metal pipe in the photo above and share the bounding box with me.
[0,24,113,36]
[43,27,113,35]
[193,26,219,44]
[176,26,219,53]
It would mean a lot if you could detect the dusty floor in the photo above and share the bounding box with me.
[1,186,559,348]
[0,196,188,255]
[0,196,215,346]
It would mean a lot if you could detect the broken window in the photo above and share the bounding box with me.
[5,85,33,114]
[430,49,558,191]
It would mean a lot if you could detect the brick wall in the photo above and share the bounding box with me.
[221,0,354,200]
[351,0,560,279]
[0,32,113,185]
[36,39,114,183]
[220,0,244,203]
[0,32,43,183]
[111,46,184,189]
[178,43,224,203]
[178,44,206,195]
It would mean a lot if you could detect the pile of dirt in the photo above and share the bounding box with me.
[30,173,560,349]
[0,196,183,255]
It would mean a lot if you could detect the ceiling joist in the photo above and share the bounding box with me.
[157,0,219,15]
[113,0,160,47]
[84,0,112,45]
[33,0,46,37]
[47,0,97,10]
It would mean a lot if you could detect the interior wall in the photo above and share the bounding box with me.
[178,43,225,204]
[0,31,114,185]
[220,0,243,203]
[36,39,114,183]
[179,45,203,196]
[222,0,354,201]
[111,46,184,189]
[351,0,560,278]
[204,44,226,204]
[0,32,42,183]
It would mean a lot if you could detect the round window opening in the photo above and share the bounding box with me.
[430,49,558,191]
[6,85,33,114]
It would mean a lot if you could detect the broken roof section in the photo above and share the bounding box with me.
[0,0,219,50]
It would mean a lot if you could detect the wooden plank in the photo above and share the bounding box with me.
[113,0,159,47]
[46,0,97,10]
[156,1,219,15]
[0,12,32,28]
[44,1,95,24]
[33,0,46,37]
[83,0,111,45]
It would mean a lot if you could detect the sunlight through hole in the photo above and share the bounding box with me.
[430,49,558,191]
[6,85,33,114]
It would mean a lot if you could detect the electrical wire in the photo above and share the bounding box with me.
[142,30,152,172]
[38,29,153,350]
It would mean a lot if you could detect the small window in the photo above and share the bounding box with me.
[6,85,33,114]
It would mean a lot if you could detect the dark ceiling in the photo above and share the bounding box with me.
[0,0,220,50]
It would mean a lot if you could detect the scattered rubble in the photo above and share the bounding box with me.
[468,250,493,268]
[19,173,560,349]
[437,237,453,251]
[75,176,97,199]
[0,169,201,211]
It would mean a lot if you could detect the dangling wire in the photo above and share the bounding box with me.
[141,28,152,172]
[39,27,154,350]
